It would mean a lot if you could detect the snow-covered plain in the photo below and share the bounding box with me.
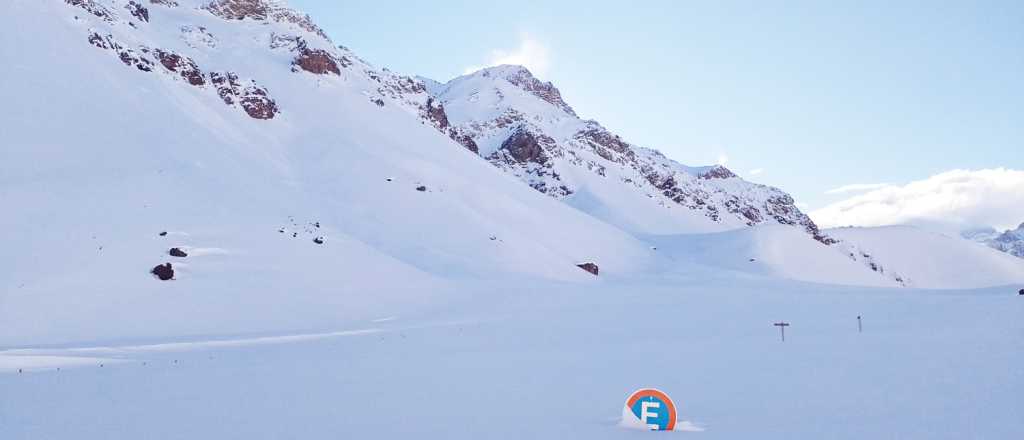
[4,279,1023,439]
[2,1,1023,439]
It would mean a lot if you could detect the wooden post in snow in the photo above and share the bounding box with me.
[774,322,790,342]
[857,315,862,333]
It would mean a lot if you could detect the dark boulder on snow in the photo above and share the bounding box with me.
[1018,288,1024,295]
[151,263,174,280]
[169,247,188,257]
[416,185,427,192]
[576,262,599,276]
[159,231,168,236]
[313,237,324,244]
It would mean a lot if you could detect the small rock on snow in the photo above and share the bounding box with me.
[151,263,174,281]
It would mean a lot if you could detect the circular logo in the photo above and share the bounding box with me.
[623,388,677,431]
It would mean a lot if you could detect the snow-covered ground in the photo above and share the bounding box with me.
[4,278,1023,439]
[827,226,1024,288]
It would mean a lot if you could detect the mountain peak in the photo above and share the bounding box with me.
[461,64,577,117]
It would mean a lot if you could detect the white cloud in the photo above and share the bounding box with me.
[811,168,1024,231]
[824,183,891,195]
[749,168,764,176]
[716,154,729,166]
[464,34,550,77]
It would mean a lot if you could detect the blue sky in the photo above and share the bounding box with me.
[291,0,1023,227]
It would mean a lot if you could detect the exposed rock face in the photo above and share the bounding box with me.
[150,0,179,7]
[424,98,449,129]
[169,248,188,257]
[210,71,241,104]
[67,0,116,22]
[126,1,149,22]
[576,262,599,276]
[156,50,205,85]
[204,0,331,41]
[293,47,340,75]
[498,128,550,164]
[151,263,174,280]
[1019,288,1023,295]
[240,85,278,119]
[450,131,479,154]
[88,32,154,72]
[698,165,738,180]
[210,72,279,119]
[204,0,270,21]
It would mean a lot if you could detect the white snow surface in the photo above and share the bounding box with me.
[827,226,1024,288]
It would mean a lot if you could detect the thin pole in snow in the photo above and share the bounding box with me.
[773,322,790,342]
[857,315,862,333]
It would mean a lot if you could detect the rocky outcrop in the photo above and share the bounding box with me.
[210,72,279,119]
[67,0,116,22]
[293,47,340,75]
[151,263,174,280]
[497,128,551,164]
[240,85,278,119]
[576,262,599,276]
[156,50,205,85]
[88,32,154,72]
[204,0,331,41]
[203,0,270,21]
[449,131,479,154]
[169,248,188,257]
[126,1,149,22]
[698,165,738,180]
[424,98,449,129]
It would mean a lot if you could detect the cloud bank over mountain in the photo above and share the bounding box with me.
[812,168,1024,231]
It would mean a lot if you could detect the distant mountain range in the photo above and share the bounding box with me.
[963,223,1024,259]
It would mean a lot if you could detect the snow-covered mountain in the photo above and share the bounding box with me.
[5,0,1023,347]
[423,65,830,240]
[963,223,1024,259]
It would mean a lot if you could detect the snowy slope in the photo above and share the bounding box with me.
[1,0,655,345]
[648,225,897,288]
[426,66,830,240]
[827,226,1024,288]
